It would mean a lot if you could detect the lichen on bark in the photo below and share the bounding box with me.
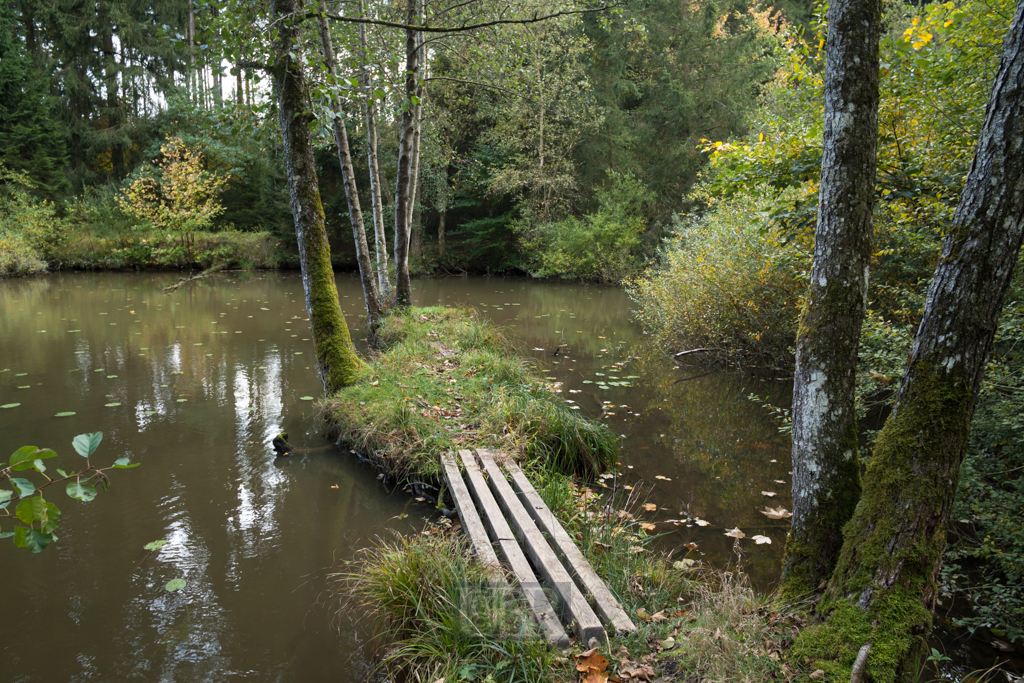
[782,0,881,596]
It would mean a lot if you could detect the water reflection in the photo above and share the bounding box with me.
[1,272,794,680]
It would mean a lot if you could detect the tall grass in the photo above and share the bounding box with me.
[338,529,555,683]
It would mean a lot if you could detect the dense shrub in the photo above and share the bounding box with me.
[629,189,808,368]
[0,166,66,275]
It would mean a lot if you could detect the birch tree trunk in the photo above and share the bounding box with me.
[781,0,881,596]
[804,7,1024,679]
[268,0,365,392]
[316,9,382,326]
[358,1,391,302]
[408,64,424,260]
[393,0,419,306]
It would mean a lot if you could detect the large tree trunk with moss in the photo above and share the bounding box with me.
[358,2,391,303]
[782,0,881,595]
[805,7,1024,680]
[316,9,382,327]
[393,0,419,306]
[268,0,365,392]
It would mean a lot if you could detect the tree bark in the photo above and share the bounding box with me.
[781,0,881,596]
[358,0,392,302]
[808,6,1024,680]
[393,0,419,306]
[438,209,446,259]
[268,0,366,393]
[408,71,424,261]
[316,8,382,326]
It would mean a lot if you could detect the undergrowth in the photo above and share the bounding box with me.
[320,307,618,483]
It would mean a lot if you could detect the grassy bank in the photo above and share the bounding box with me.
[321,307,618,483]
[324,307,800,682]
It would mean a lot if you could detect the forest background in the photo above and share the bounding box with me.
[1,0,1021,651]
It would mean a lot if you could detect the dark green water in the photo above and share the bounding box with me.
[0,272,796,681]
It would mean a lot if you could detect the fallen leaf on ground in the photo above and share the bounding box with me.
[809,670,825,681]
[673,559,696,570]
[761,507,793,519]
[576,648,610,683]
[752,535,772,544]
[724,527,746,539]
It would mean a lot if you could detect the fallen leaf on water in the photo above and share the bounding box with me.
[724,527,746,539]
[761,506,793,519]
[642,503,657,512]
[640,523,656,531]
[694,518,710,527]
[761,491,777,497]
[685,541,698,550]
[752,535,772,545]
[655,475,671,481]
[773,480,786,484]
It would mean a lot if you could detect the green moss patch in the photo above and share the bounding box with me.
[320,306,618,482]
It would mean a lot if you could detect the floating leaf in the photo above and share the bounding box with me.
[694,518,710,527]
[165,578,187,592]
[104,402,121,407]
[55,412,76,417]
[299,396,314,401]
[724,527,746,539]
[640,522,656,531]
[176,398,188,403]
[655,475,671,481]
[643,503,657,512]
[144,540,168,551]
[752,535,772,545]
[761,506,793,520]
[1,403,21,409]
[761,491,777,497]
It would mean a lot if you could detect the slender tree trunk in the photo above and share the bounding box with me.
[358,0,391,302]
[393,0,419,306]
[408,69,424,261]
[808,8,1024,679]
[103,29,123,178]
[188,0,196,104]
[236,67,242,104]
[316,9,382,326]
[267,0,366,392]
[780,0,881,597]
[438,209,446,259]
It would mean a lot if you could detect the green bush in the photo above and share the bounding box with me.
[518,170,651,283]
[629,188,808,368]
[0,166,66,275]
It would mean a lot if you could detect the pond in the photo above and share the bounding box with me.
[0,271,794,680]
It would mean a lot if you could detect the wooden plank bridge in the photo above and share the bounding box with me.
[441,448,636,648]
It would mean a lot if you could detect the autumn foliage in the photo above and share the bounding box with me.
[117,137,229,257]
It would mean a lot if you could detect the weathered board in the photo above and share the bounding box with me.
[504,459,637,634]
[457,449,570,648]
[440,452,504,585]
[476,449,607,645]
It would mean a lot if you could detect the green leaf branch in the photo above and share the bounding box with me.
[0,432,140,552]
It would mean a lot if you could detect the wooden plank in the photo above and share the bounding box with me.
[458,450,570,648]
[441,452,504,585]
[504,458,637,634]
[476,449,607,646]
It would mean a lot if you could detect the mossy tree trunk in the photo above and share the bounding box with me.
[316,7,383,327]
[393,0,419,306]
[268,0,366,393]
[806,7,1024,680]
[782,0,881,595]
